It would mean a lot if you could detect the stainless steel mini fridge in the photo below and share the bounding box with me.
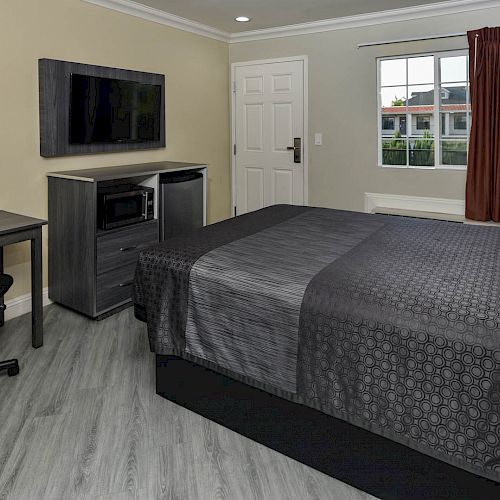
[160,171,204,241]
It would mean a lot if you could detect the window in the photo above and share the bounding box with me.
[440,88,450,100]
[416,115,431,130]
[454,113,467,130]
[382,116,395,130]
[378,51,470,169]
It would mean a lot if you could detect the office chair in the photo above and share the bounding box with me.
[0,274,19,376]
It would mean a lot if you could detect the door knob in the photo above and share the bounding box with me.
[287,138,302,163]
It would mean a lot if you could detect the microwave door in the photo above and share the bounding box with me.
[104,191,146,229]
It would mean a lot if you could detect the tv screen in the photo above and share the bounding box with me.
[69,74,162,144]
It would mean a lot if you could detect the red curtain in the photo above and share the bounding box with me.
[466,27,500,222]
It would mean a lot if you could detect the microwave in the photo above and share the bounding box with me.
[97,184,154,230]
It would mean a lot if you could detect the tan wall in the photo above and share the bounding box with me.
[230,7,500,212]
[3,2,500,303]
[0,0,230,300]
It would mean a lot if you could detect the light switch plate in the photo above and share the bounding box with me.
[314,133,322,145]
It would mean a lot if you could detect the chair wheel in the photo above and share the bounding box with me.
[7,365,19,376]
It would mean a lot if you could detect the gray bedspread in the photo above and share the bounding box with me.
[134,205,500,483]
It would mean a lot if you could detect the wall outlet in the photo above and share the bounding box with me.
[314,133,322,145]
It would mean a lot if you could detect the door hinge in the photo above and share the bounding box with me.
[233,144,237,155]
[232,81,237,93]
[234,206,237,217]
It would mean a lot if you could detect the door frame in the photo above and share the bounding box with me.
[231,55,309,216]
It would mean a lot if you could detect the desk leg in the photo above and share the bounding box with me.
[31,228,43,348]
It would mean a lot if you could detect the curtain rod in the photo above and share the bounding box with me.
[358,32,467,49]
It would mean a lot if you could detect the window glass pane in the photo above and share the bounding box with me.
[407,84,434,142]
[380,85,407,165]
[440,112,468,137]
[380,86,407,108]
[410,138,434,167]
[407,82,435,166]
[408,84,434,107]
[381,115,406,136]
[440,83,467,107]
[408,56,434,85]
[440,55,468,83]
[454,114,467,130]
[380,58,406,86]
[441,139,467,165]
[382,136,407,166]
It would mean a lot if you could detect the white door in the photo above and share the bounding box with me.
[233,59,306,215]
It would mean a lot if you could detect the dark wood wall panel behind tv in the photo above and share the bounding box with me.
[38,59,166,157]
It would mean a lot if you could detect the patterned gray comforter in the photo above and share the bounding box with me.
[134,205,500,483]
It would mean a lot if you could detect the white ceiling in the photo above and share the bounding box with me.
[133,0,455,33]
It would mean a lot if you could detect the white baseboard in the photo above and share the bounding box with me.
[364,193,465,217]
[4,288,52,321]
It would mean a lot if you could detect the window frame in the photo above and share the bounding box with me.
[377,49,469,171]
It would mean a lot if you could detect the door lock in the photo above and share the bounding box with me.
[287,138,302,163]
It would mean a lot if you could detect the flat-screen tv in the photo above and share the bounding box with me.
[69,74,162,145]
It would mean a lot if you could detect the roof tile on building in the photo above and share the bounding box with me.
[382,104,469,114]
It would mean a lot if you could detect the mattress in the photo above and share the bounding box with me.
[133,205,500,483]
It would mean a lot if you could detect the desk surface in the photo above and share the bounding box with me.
[0,211,47,237]
[46,161,207,183]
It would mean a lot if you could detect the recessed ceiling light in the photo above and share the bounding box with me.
[235,16,251,22]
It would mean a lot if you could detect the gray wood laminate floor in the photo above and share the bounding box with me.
[0,305,378,500]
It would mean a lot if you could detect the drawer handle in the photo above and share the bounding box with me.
[119,246,137,252]
[118,281,134,288]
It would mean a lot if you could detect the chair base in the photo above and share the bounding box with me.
[0,359,19,377]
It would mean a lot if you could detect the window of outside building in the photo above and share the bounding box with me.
[382,116,395,130]
[416,115,431,130]
[454,113,467,130]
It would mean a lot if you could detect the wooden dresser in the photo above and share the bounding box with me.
[47,161,207,319]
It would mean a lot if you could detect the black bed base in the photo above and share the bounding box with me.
[156,355,500,500]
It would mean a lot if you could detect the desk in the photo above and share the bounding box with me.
[0,211,47,348]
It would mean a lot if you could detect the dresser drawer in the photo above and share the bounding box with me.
[96,220,158,275]
[96,264,136,313]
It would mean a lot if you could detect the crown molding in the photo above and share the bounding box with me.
[82,0,231,42]
[82,0,500,44]
[229,0,500,43]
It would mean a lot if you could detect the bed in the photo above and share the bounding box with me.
[134,205,500,499]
